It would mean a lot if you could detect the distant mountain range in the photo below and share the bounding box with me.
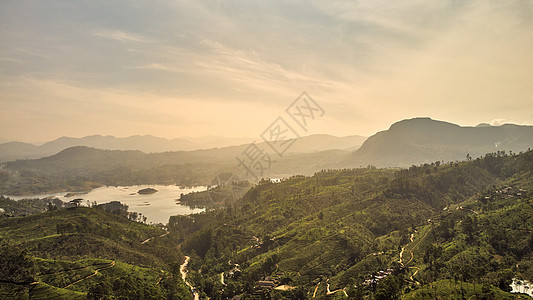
[2,117,533,195]
[352,117,533,167]
[0,135,251,162]
[0,134,366,162]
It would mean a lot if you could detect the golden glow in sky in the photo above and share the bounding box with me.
[1,1,532,142]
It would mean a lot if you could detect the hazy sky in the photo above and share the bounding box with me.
[1,0,532,143]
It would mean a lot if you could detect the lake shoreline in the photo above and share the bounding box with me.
[4,184,209,224]
[4,184,207,200]
[0,179,210,197]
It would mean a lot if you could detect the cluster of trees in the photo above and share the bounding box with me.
[86,273,190,300]
[0,196,64,217]
[3,145,532,298]
[0,245,35,298]
[0,205,193,299]
[171,150,533,299]
[179,180,252,209]
[1,195,150,228]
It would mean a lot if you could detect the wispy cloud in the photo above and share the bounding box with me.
[92,30,151,43]
[195,40,342,96]
[0,56,25,64]
[0,0,532,141]
[125,63,182,72]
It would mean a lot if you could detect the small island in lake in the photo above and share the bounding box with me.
[64,192,86,197]
[137,188,158,195]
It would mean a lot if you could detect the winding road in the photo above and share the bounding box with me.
[311,279,348,298]
[409,266,421,283]
[63,260,115,289]
[399,246,406,265]
[406,228,431,265]
[326,283,348,296]
[312,282,320,298]
[398,228,431,284]
[220,272,226,286]
[141,231,170,244]
[180,256,200,300]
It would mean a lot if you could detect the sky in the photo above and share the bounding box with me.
[1,0,532,144]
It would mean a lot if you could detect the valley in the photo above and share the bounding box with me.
[168,150,533,298]
[3,0,532,298]
[1,119,533,299]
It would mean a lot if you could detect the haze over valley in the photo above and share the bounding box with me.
[1,1,533,299]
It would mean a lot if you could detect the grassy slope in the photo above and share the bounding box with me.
[175,151,533,298]
[0,207,190,299]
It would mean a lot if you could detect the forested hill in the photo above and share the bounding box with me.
[0,206,191,299]
[2,149,533,299]
[0,135,247,162]
[353,118,533,167]
[170,150,533,299]
[0,145,352,195]
[4,118,533,196]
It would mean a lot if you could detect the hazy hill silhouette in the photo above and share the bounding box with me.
[0,134,365,162]
[353,117,533,167]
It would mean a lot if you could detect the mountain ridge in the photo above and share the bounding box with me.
[0,134,365,162]
[353,117,533,167]
[3,117,533,195]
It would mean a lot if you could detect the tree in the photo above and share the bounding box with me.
[496,269,514,292]
[87,281,111,300]
[461,216,477,243]
[47,202,57,211]
[0,245,35,298]
[423,244,443,280]
[434,218,454,241]
[375,275,401,300]
[69,199,82,207]
[129,211,138,221]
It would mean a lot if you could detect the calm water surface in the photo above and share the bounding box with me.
[8,185,208,224]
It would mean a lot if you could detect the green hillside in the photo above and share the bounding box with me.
[354,117,533,167]
[170,150,533,299]
[0,146,350,196]
[0,207,191,299]
[3,149,533,299]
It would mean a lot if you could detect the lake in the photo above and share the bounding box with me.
[8,185,208,224]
